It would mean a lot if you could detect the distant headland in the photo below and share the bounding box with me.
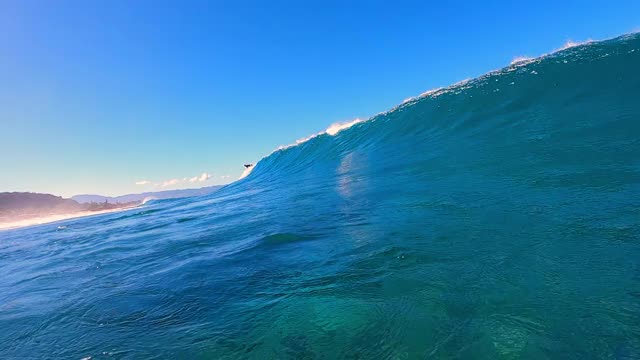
[0,192,138,227]
[0,185,224,230]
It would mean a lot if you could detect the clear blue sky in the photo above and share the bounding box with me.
[1,0,638,197]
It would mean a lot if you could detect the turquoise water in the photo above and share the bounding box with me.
[1,34,639,359]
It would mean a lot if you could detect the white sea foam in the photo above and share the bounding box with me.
[269,118,366,155]
[141,197,156,204]
[237,118,368,180]
[509,39,593,69]
[510,56,535,65]
[239,165,254,179]
[326,118,365,136]
[558,39,593,51]
[275,132,323,152]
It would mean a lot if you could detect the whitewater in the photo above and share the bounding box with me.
[1,33,639,359]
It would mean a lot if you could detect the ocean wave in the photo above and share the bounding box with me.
[2,32,639,358]
[243,34,627,177]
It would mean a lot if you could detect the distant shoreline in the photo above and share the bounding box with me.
[0,205,140,231]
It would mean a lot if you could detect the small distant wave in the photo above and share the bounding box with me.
[141,196,157,205]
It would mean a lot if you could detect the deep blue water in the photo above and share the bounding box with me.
[1,34,639,359]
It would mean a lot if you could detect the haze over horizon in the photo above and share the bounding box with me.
[1,0,638,197]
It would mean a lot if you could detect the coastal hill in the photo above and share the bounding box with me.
[0,186,225,225]
[0,192,137,224]
[0,192,79,212]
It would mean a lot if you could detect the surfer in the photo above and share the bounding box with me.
[244,164,253,168]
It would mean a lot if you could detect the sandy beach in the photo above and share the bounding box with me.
[0,205,139,231]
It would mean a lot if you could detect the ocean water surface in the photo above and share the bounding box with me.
[1,34,639,359]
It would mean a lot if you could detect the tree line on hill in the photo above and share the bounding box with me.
[0,192,138,223]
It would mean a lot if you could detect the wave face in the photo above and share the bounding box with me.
[2,34,640,359]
